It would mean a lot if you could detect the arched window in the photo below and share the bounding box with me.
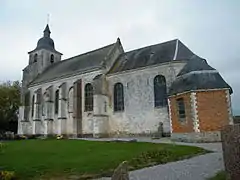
[55,90,59,114]
[50,54,54,63]
[68,87,74,113]
[85,83,93,111]
[24,91,30,106]
[24,91,30,120]
[34,54,38,62]
[154,75,167,107]
[114,83,124,112]
[31,95,35,117]
[42,92,47,116]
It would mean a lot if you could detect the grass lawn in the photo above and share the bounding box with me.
[0,139,209,179]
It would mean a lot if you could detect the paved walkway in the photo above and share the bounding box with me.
[83,138,224,180]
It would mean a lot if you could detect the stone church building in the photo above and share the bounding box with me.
[18,24,233,142]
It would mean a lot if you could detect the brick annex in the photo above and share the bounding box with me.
[18,24,233,142]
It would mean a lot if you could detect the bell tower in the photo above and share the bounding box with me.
[27,24,62,80]
[19,24,62,124]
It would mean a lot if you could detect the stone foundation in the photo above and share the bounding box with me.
[106,131,171,138]
[171,131,221,143]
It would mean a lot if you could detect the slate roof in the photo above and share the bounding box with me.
[168,57,233,95]
[30,43,115,85]
[177,56,216,76]
[108,39,195,74]
[28,24,62,54]
[29,37,232,96]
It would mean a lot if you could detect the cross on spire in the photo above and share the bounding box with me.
[47,13,50,24]
[43,14,51,37]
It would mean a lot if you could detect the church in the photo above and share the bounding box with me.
[18,24,233,142]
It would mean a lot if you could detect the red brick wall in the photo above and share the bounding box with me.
[169,92,194,133]
[196,90,229,132]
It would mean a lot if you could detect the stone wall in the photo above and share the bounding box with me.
[171,131,221,142]
[221,124,240,180]
[19,56,187,137]
[19,69,103,136]
[107,61,185,135]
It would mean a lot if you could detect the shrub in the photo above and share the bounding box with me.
[14,135,27,140]
[0,171,16,180]
[27,135,37,139]
[56,135,64,140]
[0,131,14,141]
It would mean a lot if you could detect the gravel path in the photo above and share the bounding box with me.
[84,138,224,180]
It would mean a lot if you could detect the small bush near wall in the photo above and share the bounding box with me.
[0,133,27,141]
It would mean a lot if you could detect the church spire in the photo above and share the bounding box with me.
[43,24,51,37]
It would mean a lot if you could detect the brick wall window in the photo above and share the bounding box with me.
[55,90,59,114]
[176,98,186,122]
[114,83,124,112]
[154,75,167,107]
[85,83,93,111]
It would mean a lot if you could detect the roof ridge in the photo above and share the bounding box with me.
[173,39,179,60]
[124,39,178,54]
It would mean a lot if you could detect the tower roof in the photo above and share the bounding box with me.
[43,24,51,37]
[168,57,233,95]
[28,24,62,54]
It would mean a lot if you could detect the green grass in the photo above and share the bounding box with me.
[208,171,228,180]
[0,139,209,179]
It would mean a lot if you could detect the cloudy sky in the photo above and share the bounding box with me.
[0,0,239,114]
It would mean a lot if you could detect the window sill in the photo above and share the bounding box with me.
[84,110,93,112]
[113,110,124,114]
[154,106,167,109]
[20,120,30,122]
[179,119,187,125]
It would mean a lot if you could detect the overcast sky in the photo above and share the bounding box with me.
[0,0,239,114]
